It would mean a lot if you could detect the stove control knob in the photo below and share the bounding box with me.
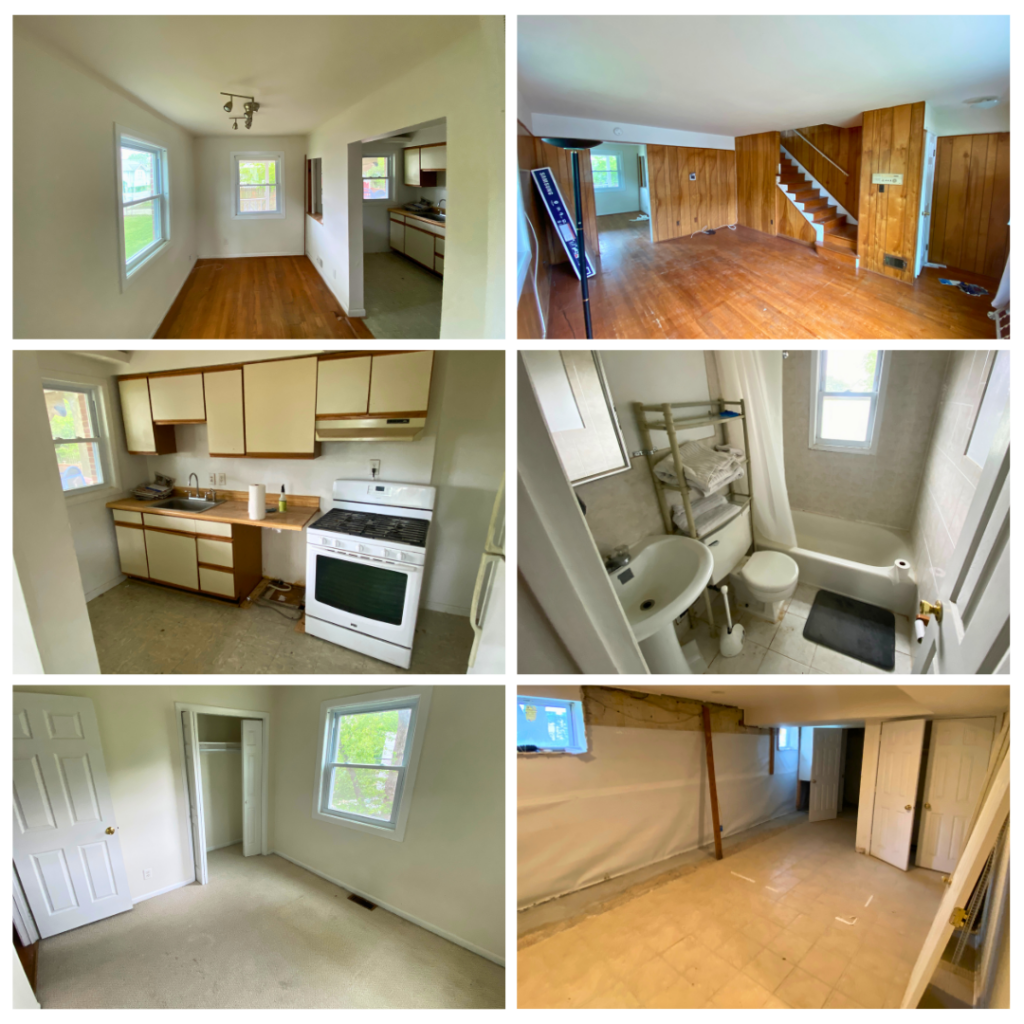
[359,544,372,554]
[386,549,399,560]
[334,539,345,549]
[401,552,415,563]
[321,537,331,546]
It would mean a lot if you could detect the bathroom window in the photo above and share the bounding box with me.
[115,125,170,290]
[231,152,285,219]
[517,696,587,754]
[777,727,799,751]
[809,350,888,455]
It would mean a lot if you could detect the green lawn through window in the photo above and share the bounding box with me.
[124,203,156,261]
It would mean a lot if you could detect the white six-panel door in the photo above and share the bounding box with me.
[241,720,263,857]
[808,728,842,822]
[870,719,926,871]
[13,693,134,937]
[916,717,996,873]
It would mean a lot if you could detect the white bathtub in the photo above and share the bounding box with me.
[756,509,917,616]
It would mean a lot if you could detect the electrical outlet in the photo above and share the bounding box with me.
[143,868,152,880]
[209,474,216,485]
[317,256,323,268]
[218,473,227,486]
[333,268,337,279]
[370,459,381,479]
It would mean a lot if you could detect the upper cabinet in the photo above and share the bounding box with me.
[149,372,205,423]
[243,356,319,456]
[403,146,438,188]
[316,356,372,417]
[118,378,176,455]
[419,144,447,172]
[369,352,434,415]
[204,368,245,456]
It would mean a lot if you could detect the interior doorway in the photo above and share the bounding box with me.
[589,141,649,264]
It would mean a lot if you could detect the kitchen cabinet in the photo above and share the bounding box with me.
[404,224,436,270]
[243,356,318,457]
[149,373,205,423]
[403,147,437,188]
[115,525,148,578]
[144,528,199,591]
[389,216,405,253]
[197,537,233,568]
[204,368,246,456]
[420,144,447,171]
[435,254,444,276]
[118,378,176,455]
[200,566,236,598]
[369,351,434,415]
[316,356,371,417]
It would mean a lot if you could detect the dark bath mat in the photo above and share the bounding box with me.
[803,589,896,671]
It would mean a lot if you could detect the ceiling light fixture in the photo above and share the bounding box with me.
[220,93,260,130]
[230,117,244,131]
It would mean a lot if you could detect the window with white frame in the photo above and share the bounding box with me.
[116,125,169,287]
[43,382,112,496]
[362,156,391,200]
[809,350,888,454]
[517,696,588,754]
[312,688,430,841]
[590,151,621,190]
[777,727,799,751]
[231,152,285,219]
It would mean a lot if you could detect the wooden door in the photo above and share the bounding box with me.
[145,528,198,590]
[181,710,208,885]
[241,721,263,857]
[118,378,156,453]
[243,356,318,455]
[870,719,926,870]
[203,369,245,456]
[735,131,780,235]
[808,728,842,822]
[115,524,148,577]
[148,373,205,423]
[316,356,371,416]
[13,693,134,937]
[369,351,434,415]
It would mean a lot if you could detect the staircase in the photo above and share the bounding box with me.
[778,151,858,266]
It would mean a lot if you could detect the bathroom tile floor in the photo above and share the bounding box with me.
[690,584,914,675]
[518,815,943,1009]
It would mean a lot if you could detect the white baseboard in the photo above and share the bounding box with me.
[196,251,305,259]
[270,850,504,967]
[206,839,243,852]
[85,575,126,602]
[132,878,192,904]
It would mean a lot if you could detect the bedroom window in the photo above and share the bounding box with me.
[590,151,621,190]
[115,125,170,289]
[516,696,588,754]
[809,350,888,455]
[231,152,285,219]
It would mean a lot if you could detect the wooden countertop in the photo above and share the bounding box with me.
[106,493,321,532]
[388,207,446,228]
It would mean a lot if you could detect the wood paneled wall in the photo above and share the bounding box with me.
[517,121,553,339]
[858,102,926,284]
[532,138,600,263]
[929,132,1010,279]
[775,189,817,246]
[646,145,737,243]
[783,125,862,221]
[735,132,781,236]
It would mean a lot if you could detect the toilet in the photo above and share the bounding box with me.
[739,550,800,622]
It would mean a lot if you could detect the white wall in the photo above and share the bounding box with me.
[591,142,642,216]
[13,28,197,339]
[530,112,736,151]
[200,749,243,851]
[305,17,503,336]
[925,101,1010,137]
[14,566,45,673]
[361,140,405,253]
[195,135,307,257]
[271,685,505,962]
[639,145,650,215]
[13,948,40,1009]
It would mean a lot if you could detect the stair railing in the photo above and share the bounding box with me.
[782,129,848,177]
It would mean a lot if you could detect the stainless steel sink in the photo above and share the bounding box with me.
[150,497,225,513]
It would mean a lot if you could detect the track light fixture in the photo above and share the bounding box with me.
[220,93,259,129]
[230,117,243,130]
[223,98,233,113]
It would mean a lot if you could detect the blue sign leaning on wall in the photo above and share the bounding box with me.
[530,167,596,280]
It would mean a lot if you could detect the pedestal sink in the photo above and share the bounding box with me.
[610,535,714,674]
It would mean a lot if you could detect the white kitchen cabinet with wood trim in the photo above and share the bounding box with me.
[118,378,176,455]
[144,528,198,591]
[148,373,205,423]
[369,352,434,415]
[114,525,148,578]
[435,254,444,276]
[243,356,318,456]
[389,216,405,253]
[404,225,436,271]
[199,566,236,598]
[420,144,447,171]
[197,536,233,568]
[316,356,371,417]
[204,369,246,456]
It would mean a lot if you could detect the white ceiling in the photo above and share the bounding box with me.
[519,16,1010,136]
[18,16,476,136]
[618,685,1010,728]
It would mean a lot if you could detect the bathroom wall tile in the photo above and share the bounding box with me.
[575,456,667,556]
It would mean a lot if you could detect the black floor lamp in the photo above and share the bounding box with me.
[541,137,602,339]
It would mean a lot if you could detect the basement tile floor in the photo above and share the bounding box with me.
[88,579,473,674]
[362,252,442,339]
[518,815,943,1009]
[687,583,914,674]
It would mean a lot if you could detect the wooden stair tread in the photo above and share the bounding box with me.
[826,222,859,241]
[811,207,839,223]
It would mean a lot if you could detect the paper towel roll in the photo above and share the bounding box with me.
[248,484,266,520]
[893,559,912,584]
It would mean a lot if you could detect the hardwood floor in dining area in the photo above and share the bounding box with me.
[155,255,374,339]
[539,212,1001,340]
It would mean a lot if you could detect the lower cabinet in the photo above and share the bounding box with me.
[199,566,236,598]
[389,217,405,253]
[144,529,199,591]
[404,225,435,268]
[115,525,149,578]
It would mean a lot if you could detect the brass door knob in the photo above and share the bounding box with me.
[904,804,912,811]
[925,803,932,810]
[105,826,115,835]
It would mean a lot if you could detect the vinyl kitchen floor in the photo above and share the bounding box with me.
[518,815,944,1009]
[88,579,473,674]
[362,252,442,339]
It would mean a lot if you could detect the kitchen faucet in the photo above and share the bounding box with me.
[188,472,199,498]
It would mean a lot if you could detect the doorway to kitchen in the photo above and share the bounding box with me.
[356,117,446,339]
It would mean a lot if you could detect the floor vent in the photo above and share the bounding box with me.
[348,894,377,911]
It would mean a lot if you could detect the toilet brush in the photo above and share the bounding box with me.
[719,585,745,658]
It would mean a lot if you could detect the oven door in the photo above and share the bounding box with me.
[305,544,422,648]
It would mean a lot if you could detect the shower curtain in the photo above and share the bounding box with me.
[714,351,797,548]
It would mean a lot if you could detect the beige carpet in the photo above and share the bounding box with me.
[37,845,504,1008]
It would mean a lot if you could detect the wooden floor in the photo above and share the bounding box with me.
[155,256,374,339]
[538,212,1001,339]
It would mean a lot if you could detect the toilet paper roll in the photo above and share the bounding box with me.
[248,484,266,520]
[893,559,912,584]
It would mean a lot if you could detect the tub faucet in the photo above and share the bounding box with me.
[604,547,631,573]
[188,473,199,498]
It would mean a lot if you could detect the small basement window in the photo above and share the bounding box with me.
[517,696,587,754]
[312,687,431,842]
[777,726,799,751]
[809,349,888,454]
[231,152,285,219]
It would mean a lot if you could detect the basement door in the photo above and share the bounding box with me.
[870,719,926,871]
[13,693,133,938]
[916,718,996,874]
[808,729,842,822]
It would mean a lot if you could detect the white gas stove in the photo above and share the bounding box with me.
[305,480,435,669]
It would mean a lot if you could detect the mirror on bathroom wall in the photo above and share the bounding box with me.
[521,350,630,484]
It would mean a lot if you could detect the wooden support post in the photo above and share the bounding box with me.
[702,705,723,860]
[769,728,775,775]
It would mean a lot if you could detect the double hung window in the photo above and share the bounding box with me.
[116,126,170,287]
[43,382,112,497]
[810,350,888,454]
[232,152,285,219]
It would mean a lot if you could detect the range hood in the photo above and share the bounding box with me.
[315,417,427,442]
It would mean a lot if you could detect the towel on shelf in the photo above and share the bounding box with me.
[655,442,746,497]
[672,494,742,537]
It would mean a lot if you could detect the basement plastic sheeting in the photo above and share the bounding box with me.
[518,725,797,908]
